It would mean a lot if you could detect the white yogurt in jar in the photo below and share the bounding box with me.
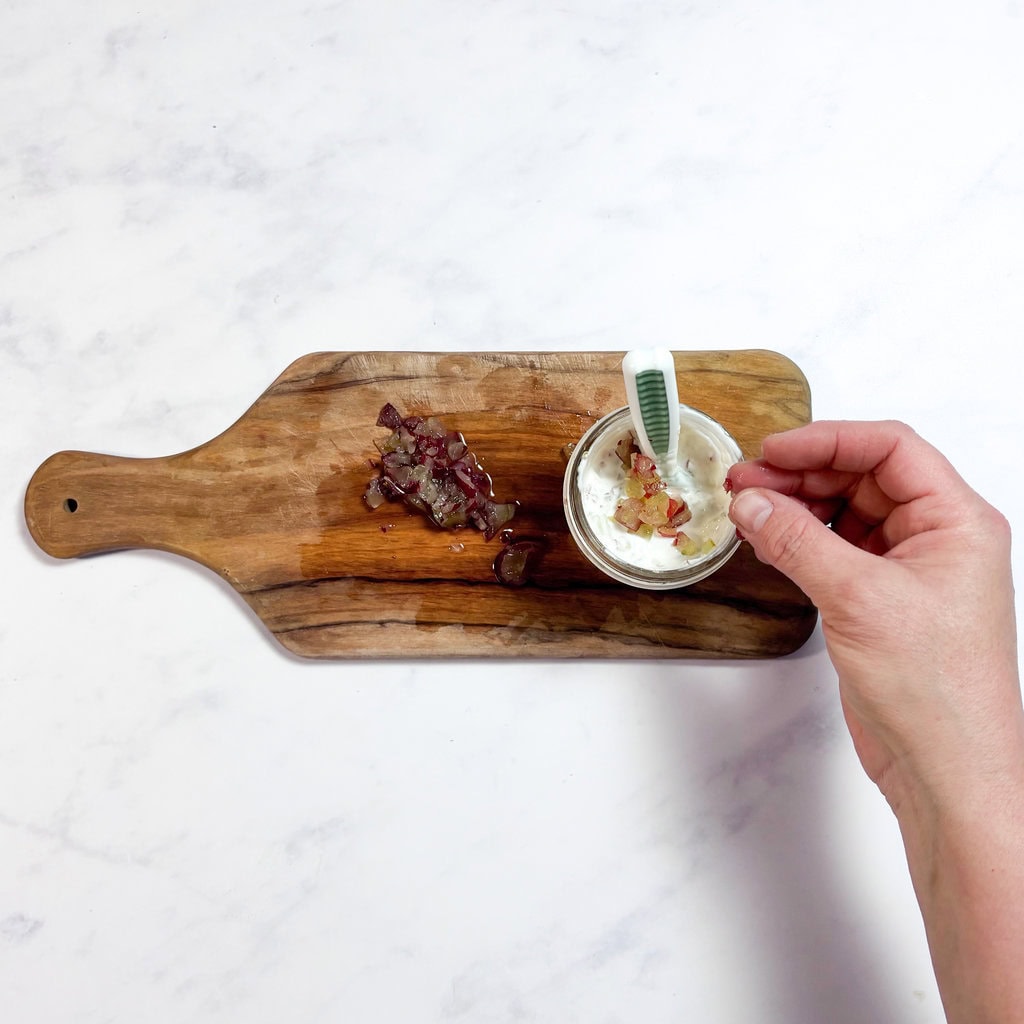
[563,405,742,588]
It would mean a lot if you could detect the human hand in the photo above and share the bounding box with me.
[727,419,1024,1023]
[726,420,1022,808]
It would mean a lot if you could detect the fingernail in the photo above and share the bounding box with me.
[731,491,773,534]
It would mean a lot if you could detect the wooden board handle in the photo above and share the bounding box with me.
[25,450,189,559]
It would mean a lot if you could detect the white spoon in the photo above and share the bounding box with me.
[621,348,683,484]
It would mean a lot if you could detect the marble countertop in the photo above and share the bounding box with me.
[4,3,1023,1021]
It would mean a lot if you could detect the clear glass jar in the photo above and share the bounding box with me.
[563,405,742,589]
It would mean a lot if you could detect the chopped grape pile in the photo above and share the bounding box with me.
[364,403,517,540]
[611,435,712,555]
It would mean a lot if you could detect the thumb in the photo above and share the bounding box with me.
[729,488,865,607]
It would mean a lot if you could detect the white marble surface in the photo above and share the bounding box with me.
[4,2,1023,1021]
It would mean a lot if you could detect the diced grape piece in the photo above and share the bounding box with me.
[363,478,386,509]
[381,450,413,470]
[387,464,416,492]
[614,435,635,468]
[638,491,670,526]
[675,533,700,556]
[667,506,692,528]
[478,500,517,541]
[377,403,402,430]
[632,453,657,476]
[492,539,545,586]
[614,497,644,532]
[439,507,469,529]
[420,416,446,438]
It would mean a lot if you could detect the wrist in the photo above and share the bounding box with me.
[881,715,1024,831]
[870,663,1024,819]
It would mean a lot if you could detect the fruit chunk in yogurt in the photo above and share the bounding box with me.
[575,419,734,571]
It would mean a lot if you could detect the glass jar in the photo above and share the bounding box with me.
[563,405,743,589]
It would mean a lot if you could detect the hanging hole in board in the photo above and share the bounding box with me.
[64,498,79,513]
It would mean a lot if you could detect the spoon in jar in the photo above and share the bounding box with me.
[622,348,684,485]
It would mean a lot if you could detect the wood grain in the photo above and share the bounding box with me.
[24,350,817,658]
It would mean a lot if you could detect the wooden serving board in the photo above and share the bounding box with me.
[25,351,817,658]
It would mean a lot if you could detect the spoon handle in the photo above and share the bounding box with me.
[622,349,680,473]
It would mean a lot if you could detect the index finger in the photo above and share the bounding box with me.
[725,457,898,531]
[761,420,964,505]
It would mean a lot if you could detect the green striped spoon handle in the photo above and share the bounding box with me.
[621,348,681,482]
